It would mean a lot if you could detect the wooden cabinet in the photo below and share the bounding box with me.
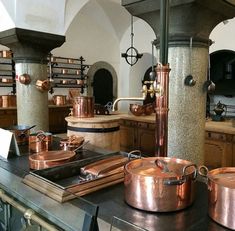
[0,108,17,128]
[204,131,233,169]
[0,106,70,133]
[119,119,155,156]
[49,106,71,133]
[233,136,235,167]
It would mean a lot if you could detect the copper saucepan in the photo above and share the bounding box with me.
[124,156,197,212]
[199,166,235,230]
[29,131,53,153]
[7,125,36,145]
[29,140,89,170]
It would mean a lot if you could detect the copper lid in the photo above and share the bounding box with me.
[208,167,235,188]
[125,157,195,178]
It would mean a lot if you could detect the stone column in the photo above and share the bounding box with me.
[0,28,65,132]
[122,0,235,165]
[163,40,209,165]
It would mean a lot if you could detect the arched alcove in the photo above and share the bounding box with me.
[87,61,118,103]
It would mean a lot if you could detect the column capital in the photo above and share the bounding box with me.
[122,0,235,44]
[0,28,65,63]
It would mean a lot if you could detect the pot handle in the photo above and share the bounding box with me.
[182,163,198,181]
[163,164,197,186]
[198,165,209,177]
[36,131,47,142]
[127,150,142,160]
[155,159,170,173]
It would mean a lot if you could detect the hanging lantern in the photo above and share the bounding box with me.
[121,15,143,66]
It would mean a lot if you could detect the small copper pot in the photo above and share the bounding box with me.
[1,95,16,107]
[36,80,51,92]
[60,135,84,151]
[73,96,94,118]
[52,95,67,106]
[29,131,52,153]
[124,156,197,212]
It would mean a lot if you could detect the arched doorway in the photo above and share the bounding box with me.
[93,68,113,105]
[87,61,118,106]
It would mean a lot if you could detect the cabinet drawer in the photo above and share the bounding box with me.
[206,132,226,141]
[137,122,156,130]
[120,119,137,127]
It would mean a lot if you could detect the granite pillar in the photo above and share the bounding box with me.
[0,28,65,132]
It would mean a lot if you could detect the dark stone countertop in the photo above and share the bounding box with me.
[0,138,231,231]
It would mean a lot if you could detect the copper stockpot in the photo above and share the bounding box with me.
[199,166,235,230]
[73,96,94,118]
[124,157,197,212]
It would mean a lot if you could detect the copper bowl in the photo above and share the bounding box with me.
[129,104,144,116]
[143,103,154,115]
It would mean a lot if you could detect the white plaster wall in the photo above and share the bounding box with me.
[118,18,155,112]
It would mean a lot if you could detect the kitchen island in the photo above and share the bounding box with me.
[0,140,231,231]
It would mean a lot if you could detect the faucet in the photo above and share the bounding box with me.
[112,81,162,111]
[112,97,145,111]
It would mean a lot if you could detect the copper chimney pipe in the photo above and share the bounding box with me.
[155,63,170,157]
[155,0,170,157]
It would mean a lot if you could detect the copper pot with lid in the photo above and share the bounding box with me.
[199,166,235,230]
[124,156,197,212]
[72,96,94,118]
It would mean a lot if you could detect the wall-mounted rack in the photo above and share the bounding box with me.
[0,50,16,94]
[48,54,90,94]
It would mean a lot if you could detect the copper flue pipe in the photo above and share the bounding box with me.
[155,63,170,157]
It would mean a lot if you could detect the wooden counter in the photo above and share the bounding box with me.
[205,119,235,134]
[204,119,235,169]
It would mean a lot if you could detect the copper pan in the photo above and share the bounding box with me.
[199,166,235,230]
[29,140,89,170]
[29,150,76,170]
[124,156,197,212]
